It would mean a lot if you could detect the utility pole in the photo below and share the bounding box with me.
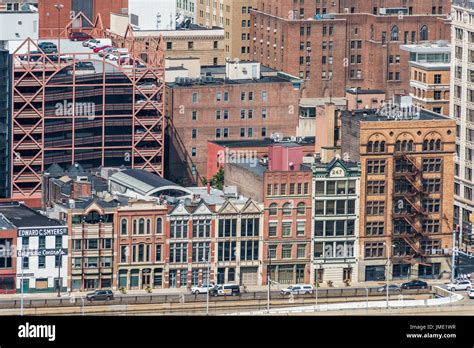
[20,254,24,316]
[57,251,62,297]
[451,228,457,283]
[267,244,271,314]
[203,246,211,316]
[314,266,318,312]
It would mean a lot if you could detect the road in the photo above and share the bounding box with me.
[0,293,431,316]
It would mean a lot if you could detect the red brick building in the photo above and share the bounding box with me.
[224,143,313,285]
[115,200,168,289]
[166,61,301,185]
[263,145,313,285]
[251,0,451,98]
[38,0,127,38]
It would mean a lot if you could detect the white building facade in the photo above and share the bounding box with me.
[450,0,474,252]
[311,159,361,286]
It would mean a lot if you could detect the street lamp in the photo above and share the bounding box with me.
[314,265,320,312]
[266,242,272,314]
[203,246,211,316]
[20,254,24,316]
[54,4,64,54]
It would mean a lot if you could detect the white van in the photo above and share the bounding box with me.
[88,38,112,49]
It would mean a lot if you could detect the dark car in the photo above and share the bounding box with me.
[86,290,114,301]
[69,31,93,41]
[38,42,57,54]
[19,51,43,62]
[401,280,429,290]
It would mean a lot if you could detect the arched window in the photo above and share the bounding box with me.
[269,203,278,216]
[391,25,399,41]
[282,202,292,215]
[420,25,428,41]
[121,219,127,235]
[156,217,163,234]
[367,141,373,153]
[133,220,137,235]
[297,202,306,215]
[379,141,386,152]
[395,140,402,152]
[138,244,145,262]
[139,218,145,234]
[423,137,442,151]
[146,219,151,234]
[407,140,414,152]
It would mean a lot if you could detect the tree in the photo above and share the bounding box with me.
[202,168,225,190]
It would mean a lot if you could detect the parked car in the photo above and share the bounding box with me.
[401,280,429,290]
[19,51,43,62]
[446,280,472,291]
[280,284,314,295]
[93,45,112,53]
[69,31,92,41]
[468,288,474,299]
[82,38,96,47]
[98,47,118,57]
[138,82,157,89]
[190,284,215,295]
[86,290,114,301]
[377,284,401,293]
[38,42,58,54]
[209,284,241,297]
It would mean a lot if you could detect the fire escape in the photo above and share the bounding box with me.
[392,152,428,265]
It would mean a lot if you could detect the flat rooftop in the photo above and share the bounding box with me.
[0,203,63,228]
[346,88,385,95]
[344,108,451,122]
[210,137,315,148]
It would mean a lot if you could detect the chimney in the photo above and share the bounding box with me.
[207,182,211,195]
[320,147,341,164]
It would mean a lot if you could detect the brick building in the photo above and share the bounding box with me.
[207,137,315,181]
[166,60,301,185]
[342,108,456,281]
[250,1,451,98]
[196,0,257,61]
[0,216,16,294]
[38,0,128,38]
[224,142,313,285]
[401,42,451,116]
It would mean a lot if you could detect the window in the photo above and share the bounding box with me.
[192,219,211,238]
[422,158,442,172]
[297,202,306,215]
[366,222,384,236]
[170,243,188,263]
[121,219,127,235]
[423,199,441,213]
[282,222,292,237]
[365,242,384,258]
[39,236,46,249]
[156,218,163,234]
[120,246,128,263]
[241,218,259,237]
[268,222,277,237]
[38,256,46,268]
[269,203,278,216]
[423,179,441,193]
[420,25,429,41]
[282,245,292,259]
[241,240,258,261]
[192,92,198,103]
[423,220,440,234]
[170,219,188,239]
[367,201,385,216]
[367,160,385,174]
[391,26,399,41]
[155,245,162,261]
[297,245,306,259]
[219,219,237,237]
[297,221,306,236]
[194,242,212,262]
[282,203,292,215]
[367,180,385,195]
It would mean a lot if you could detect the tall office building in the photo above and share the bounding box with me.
[196,0,256,60]
[450,0,474,252]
